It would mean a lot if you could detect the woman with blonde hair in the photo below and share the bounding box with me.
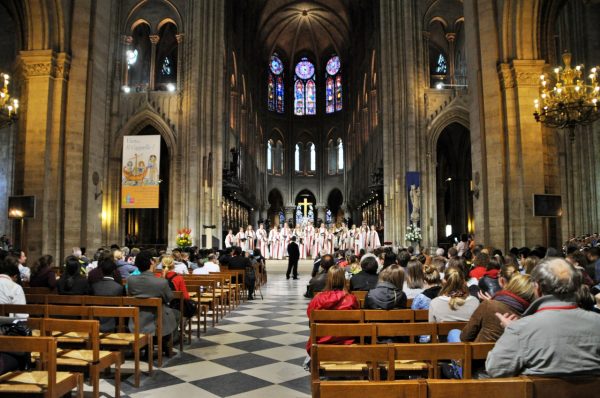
[429,266,479,323]
[154,255,190,299]
[411,263,443,310]
[461,274,536,342]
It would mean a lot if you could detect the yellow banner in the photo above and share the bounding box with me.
[121,135,161,209]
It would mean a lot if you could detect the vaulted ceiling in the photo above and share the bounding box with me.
[258,0,351,70]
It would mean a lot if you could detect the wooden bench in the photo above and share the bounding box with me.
[0,335,83,398]
[38,318,121,398]
[319,380,424,398]
[426,378,532,398]
[527,376,600,398]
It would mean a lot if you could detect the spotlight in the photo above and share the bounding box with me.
[435,82,444,90]
[166,83,176,92]
[122,85,131,93]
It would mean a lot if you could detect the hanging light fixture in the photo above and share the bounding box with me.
[0,73,19,128]
[534,52,600,140]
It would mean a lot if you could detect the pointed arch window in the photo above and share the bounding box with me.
[155,22,178,89]
[325,55,342,113]
[294,57,316,116]
[127,23,151,90]
[294,143,302,172]
[268,54,284,113]
[267,140,273,172]
[327,139,336,175]
[308,142,316,172]
[337,138,344,171]
[436,54,447,74]
[274,140,284,175]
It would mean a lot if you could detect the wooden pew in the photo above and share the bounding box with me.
[426,378,532,398]
[375,322,438,344]
[310,309,363,323]
[526,376,600,398]
[311,344,396,398]
[0,335,83,398]
[122,297,166,367]
[363,309,415,323]
[392,343,470,379]
[39,318,121,398]
[319,380,424,398]
[435,322,467,341]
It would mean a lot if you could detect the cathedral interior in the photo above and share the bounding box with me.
[0,0,599,261]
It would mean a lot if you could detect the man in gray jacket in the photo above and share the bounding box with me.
[127,251,178,340]
[486,258,600,377]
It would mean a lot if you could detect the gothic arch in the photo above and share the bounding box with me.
[501,0,542,60]
[114,109,177,155]
[427,106,470,151]
[125,0,183,34]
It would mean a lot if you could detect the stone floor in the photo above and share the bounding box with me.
[92,259,315,398]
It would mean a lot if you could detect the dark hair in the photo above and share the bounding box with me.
[360,256,379,275]
[31,255,53,278]
[406,260,425,289]
[397,251,411,267]
[100,257,116,277]
[63,255,81,291]
[383,252,397,268]
[486,259,501,271]
[474,252,490,268]
[135,251,153,272]
[233,246,242,256]
[320,254,335,271]
[0,259,19,277]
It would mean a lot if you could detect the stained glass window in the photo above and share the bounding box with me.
[294,57,316,116]
[268,54,284,113]
[296,206,303,225]
[326,77,334,113]
[436,54,447,74]
[161,57,172,75]
[335,75,343,111]
[279,211,285,226]
[126,49,138,69]
[268,75,275,111]
[276,76,284,113]
[294,80,304,116]
[306,80,316,115]
[326,209,332,225]
[325,55,342,112]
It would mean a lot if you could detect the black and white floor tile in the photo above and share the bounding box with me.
[91,260,313,398]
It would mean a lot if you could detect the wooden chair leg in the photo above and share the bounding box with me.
[134,342,140,387]
[77,372,84,398]
[92,365,100,398]
[115,353,121,398]
[157,334,163,367]
[148,339,153,374]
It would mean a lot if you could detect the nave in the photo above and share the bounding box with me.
[108,260,314,398]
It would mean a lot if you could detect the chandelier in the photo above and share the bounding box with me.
[534,52,600,139]
[0,73,18,128]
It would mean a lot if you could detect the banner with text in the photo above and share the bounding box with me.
[121,135,161,208]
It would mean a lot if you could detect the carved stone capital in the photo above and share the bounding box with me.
[512,60,546,88]
[149,35,160,45]
[445,32,456,42]
[122,35,133,45]
[18,50,70,80]
[176,33,184,43]
[497,63,515,89]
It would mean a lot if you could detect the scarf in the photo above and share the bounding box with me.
[493,290,530,314]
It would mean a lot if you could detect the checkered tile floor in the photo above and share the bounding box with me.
[91,260,314,397]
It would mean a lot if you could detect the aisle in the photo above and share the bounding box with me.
[121,260,314,398]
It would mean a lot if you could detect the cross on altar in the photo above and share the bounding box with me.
[298,198,313,218]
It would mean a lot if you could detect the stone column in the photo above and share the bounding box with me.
[16,50,70,260]
[315,204,327,226]
[445,33,456,85]
[284,205,295,227]
[122,35,133,87]
[175,33,184,90]
[149,35,160,91]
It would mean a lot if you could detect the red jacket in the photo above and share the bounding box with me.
[306,290,360,353]
[154,271,190,299]
[469,266,487,280]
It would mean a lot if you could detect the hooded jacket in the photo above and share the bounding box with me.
[365,281,407,310]
[305,290,359,353]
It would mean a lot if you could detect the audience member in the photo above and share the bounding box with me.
[90,257,125,331]
[403,260,425,299]
[29,254,57,290]
[486,258,600,377]
[305,254,336,297]
[9,249,29,283]
[193,253,220,274]
[349,255,379,291]
[305,266,359,353]
[0,258,26,312]
[411,263,442,310]
[228,246,255,300]
[365,265,407,310]
[57,255,90,295]
[156,256,190,299]
[429,266,479,323]
[114,249,138,279]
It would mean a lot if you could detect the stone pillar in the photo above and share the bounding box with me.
[445,33,456,85]
[315,204,327,226]
[122,35,133,87]
[149,35,160,91]
[175,33,184,90]
[284,205,295,226]
[16,50,70,260]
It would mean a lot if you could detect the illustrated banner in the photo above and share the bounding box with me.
[121,135,161,209]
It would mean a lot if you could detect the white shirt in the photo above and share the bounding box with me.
[0,274,27,318]
[173,262,189,275]
[18,264,30,282]
[192,262,220,275]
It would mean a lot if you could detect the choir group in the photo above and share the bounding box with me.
[224,222,382,259]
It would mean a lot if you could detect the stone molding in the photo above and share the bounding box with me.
[18,50,71,80]
[498,60,546,89]
[497,63,515,89]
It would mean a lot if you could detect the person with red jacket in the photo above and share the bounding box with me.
[155,255,190,299]
[305,265,359,353]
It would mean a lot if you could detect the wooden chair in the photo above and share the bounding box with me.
[0,304,47,318]
[0,335,83,398]
[24,294,47,304]
[319,380,424,398]
[171,291,188,350]
[526,376,600,398]
[311,323,376,346]
[351,290,367,303]
[426,377,532,398]
[375,322,438,344]
[122,297,166,367]
[90,306,152,388]
[465,342,495,379]
[187,280,219,327]
[39,318,121,398]
[414,309,429,322]
[406,298,414,308]
[392,343,470,379]
[22,287,56,295]
[311,344,396,398]
[363,309,415,323]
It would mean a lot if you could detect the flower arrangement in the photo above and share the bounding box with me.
[176,228,192,248]
[405,223,422,243]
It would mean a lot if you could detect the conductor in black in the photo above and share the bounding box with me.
[286,236,300,280]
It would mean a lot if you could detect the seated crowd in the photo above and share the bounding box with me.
[305,237,600,378]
